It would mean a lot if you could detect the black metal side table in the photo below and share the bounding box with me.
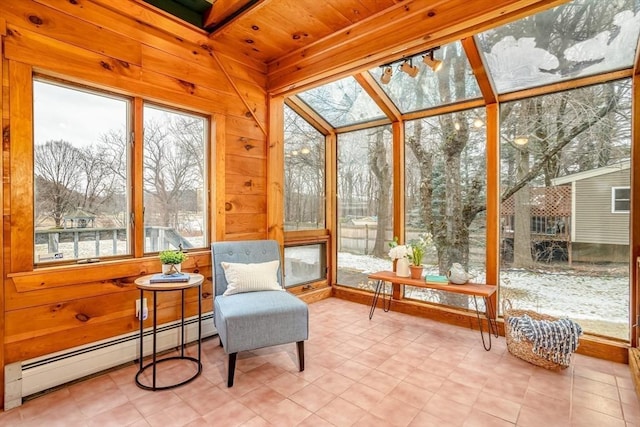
[134,273,204,390]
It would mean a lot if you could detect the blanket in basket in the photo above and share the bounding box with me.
[506,314,582,366]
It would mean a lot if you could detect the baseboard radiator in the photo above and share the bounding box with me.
[5,313,216,410]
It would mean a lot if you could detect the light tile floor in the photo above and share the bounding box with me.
[1,297,638,426]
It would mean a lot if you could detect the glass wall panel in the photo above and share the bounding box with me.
[499,79,631,340]
[476,0,640,93]
[284,105,326,230]
[404,108,487,307]
[143,105,207,252]
[297,76,386,127]
[368,41,481,112]
[337,126,394,289]
[34,80,130,263]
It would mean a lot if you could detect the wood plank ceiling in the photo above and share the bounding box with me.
[136,0,568,95]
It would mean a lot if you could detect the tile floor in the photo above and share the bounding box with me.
[0,297,638,426]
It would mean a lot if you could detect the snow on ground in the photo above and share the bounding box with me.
[335,251,629,339]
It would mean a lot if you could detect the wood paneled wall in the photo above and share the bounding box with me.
[0,0,269,406]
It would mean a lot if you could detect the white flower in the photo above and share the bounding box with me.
[388,245,409,260]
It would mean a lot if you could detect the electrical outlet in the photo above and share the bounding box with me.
[135,298,148,320]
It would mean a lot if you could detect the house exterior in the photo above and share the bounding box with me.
[551,160,630,262]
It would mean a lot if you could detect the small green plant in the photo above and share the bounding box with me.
[407,233,432,266]
[158,249,187,265]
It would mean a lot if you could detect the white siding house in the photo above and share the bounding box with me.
[551,161,630,262]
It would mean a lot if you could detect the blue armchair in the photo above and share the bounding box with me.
[211,240,309,387]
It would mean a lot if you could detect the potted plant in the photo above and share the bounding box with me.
[159,249,187,275]
[407,233,432,279]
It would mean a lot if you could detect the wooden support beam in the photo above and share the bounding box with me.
[9,61,33,273]
[267,95,284,244]
[334,118,392,134]
[212,50,267,136]
[284,96,333,135]
[499,69,632,103]
[461,37,496,105]
[631,73,640,347]
[326,132,337,286]
[354,72,402,122]
[214,113,226,241]
[392,120,405,243]
[485,102,499,317]
[203,0,267,33]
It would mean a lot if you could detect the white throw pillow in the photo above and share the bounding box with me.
[221,260,284,296]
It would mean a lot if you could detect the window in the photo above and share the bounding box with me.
[499,79,631,340]
[612,187,630,213]
[33,80,131,263]
[143,105,208,252]
[284,243,327,287]
[336,126,393,288]
[284,105,326,230]
[404,108,487,308]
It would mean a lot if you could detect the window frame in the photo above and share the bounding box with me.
[142,102,210,254]
[26,75,212,270]
[612,186,631,213]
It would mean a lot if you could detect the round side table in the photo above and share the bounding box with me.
[134,273,204,390]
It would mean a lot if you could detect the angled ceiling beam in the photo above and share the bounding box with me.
[285,96,334,136]
[203,0,266,33]
[461,36,497,105]
[354,72,402,122]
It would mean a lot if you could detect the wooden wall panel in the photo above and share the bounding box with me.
[2,1,142,66]
[0,0,268,390]
[8,61,33,273]
[225,135,267,159]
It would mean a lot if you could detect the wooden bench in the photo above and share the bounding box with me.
[367,271,498,350]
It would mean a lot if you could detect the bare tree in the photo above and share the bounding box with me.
[34,140,84,227]
[143,117,203,228]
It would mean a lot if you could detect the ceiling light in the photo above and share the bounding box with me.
[423,51,443,72]
[380,66,393,84]
[300,147,310,154]
[454,122,461,131]
[400,60,419,78]
[473,118,483,128]
[292,150,298,156]
[514,136,529,146]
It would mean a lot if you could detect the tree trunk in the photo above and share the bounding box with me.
[369,129,392,257]
[513,148,533,268]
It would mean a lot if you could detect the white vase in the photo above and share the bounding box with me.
[396,258,410,277]
[162,263,181,275]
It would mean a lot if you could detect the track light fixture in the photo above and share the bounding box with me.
[423,50,443,72]
[378,46,443,84]
[380,66,393,84]
[400,60,419,77]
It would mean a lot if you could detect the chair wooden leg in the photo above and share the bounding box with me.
[297,341,305,372]
[227,353,237,387]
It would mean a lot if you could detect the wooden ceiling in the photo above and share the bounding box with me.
[131,0,569,94]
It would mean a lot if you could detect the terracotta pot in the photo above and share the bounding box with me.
[409,265,423,280]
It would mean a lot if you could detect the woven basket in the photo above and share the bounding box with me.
[502,299,570,370]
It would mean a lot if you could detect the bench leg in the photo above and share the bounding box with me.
[227,353,237,387]
[297,341,305,372]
